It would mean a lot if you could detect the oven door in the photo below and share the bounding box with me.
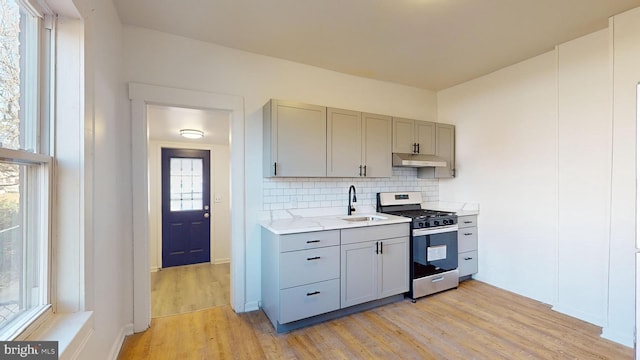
[412,225,458,279]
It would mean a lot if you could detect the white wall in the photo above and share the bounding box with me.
[556,29,611,326]
[438,51,559,305]
[148,140,231,270]
[605,6,640,345]
[123,26,439,309]
[438,8,640,345]
[70,0,133,358]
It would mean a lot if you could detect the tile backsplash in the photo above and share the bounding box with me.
[262,167,438,211]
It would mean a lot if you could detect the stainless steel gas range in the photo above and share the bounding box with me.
[377,192,459,300]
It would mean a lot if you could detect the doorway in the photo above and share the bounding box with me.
[129,83,245,332]
[147,105,231,318]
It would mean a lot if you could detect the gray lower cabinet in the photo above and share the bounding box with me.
[262,223,410,331]
[340,224,409,308]
[457,215,478,278]
[261,229,341,329]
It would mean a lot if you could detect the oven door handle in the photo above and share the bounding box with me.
[413,225,458,237]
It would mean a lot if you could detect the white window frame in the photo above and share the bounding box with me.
[0,0,55,340]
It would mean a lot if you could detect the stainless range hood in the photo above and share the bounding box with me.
[392,153,448,168]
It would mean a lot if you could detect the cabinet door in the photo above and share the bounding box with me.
[434,123,455,178]
[341,241,377,308]
[458,251,478,277]
[392,117,415,153]
[378,237,409,299]
[458,227,478,253]
[270,100,327,177]
[415,121,436,155]
[327,108,362,177]
[362,113,392,177]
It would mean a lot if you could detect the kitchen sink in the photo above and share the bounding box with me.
[341,215,388,222]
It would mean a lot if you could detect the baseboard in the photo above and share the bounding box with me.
[149,267,160,272]
[107,323,134,360]
[551,304,605,327]
[214,258,230,265]
[244,300,260,312]
[601,326,634,348]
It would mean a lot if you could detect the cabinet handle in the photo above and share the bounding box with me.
[306,291,320,296]
[413,143,417,153]
[359,165,363,176]
[464,221,472,224]
[417,143,420,153]
[452,168,456,178]
[363,165,367,177]
[380,241,383,254]
[464,257,473,261]
[307,256,321,261]
[274,162,277,176]
[432,276,444,282]
[464,233,473,236]
[375,242,379,254]
[306,240,320,244]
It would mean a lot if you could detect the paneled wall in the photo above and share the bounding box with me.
[438,8,640,345]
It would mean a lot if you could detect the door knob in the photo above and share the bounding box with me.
[204,213,210,218]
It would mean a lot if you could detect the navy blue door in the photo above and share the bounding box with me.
[161,148,211,268]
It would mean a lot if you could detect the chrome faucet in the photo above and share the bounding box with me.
[348,185,357,215]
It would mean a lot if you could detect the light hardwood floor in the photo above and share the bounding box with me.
[151,263,230,318]
[119,279,632,359]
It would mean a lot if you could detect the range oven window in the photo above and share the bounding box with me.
[412,230,458,278]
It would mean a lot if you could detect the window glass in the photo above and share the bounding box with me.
[170,158,204,211]
[0,0,38,153]
[0,0,50,339]
[0,162,44,329]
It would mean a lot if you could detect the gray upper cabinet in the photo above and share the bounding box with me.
[263,100,327,177]
[418,123,456,179]
[327,108,362,177]
[435,123,455,178]
[362,113,392,177]
[327,109,392,177]
[392,117,435,155]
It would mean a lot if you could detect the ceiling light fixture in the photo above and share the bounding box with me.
[179,129,204,139]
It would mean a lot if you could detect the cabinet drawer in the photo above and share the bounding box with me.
[458,229,478,253]
[341,223,409,245]
[458,215,477,229]
[279,246,340,289]
[280,230,340,252]
[458,251,478,277]
[279,279,340,324]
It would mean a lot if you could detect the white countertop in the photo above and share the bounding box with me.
[422,201,480,216]
[260,212,411,235]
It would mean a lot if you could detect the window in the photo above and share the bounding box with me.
[0,0,52,340]
[170,158,204,211]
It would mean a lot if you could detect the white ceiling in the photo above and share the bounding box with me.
[113,0,640,91]
[147,105,230,144]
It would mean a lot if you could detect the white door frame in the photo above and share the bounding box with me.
[129,83,245,332]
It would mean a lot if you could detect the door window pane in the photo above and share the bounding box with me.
[169,158,203,211]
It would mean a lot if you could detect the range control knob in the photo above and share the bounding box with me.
[443,219,450,225]
[433,220,440,226]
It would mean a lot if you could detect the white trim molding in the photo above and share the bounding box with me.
[128,83,245,332]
